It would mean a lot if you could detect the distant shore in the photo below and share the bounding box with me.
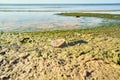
[0,9,120,12]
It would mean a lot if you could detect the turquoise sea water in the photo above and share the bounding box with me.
[0,4,120,32]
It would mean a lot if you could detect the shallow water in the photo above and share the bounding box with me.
[0,12,119,32]
[0,4,120,32]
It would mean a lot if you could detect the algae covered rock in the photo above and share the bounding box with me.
[20,37,32,44]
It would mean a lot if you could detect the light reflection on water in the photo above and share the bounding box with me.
[0,4,120,11]
[84,11,120,14]
[0,12,119,32]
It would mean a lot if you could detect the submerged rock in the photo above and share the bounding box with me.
[76,16,80,18]
[51,39,65,48]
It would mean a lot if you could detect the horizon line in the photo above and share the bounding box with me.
[0,3,120,4]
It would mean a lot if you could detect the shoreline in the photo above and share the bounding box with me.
[0,12,120,80]
[0,25,120,80]
[0,12,119,32]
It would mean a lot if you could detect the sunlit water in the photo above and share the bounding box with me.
[0,4,120,11]
[0,4,120,32]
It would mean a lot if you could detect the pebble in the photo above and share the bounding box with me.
[51,39,65,47]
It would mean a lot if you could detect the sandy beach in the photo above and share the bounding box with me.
[0,21,120,80]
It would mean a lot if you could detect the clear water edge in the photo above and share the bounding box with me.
[0,4,120,32]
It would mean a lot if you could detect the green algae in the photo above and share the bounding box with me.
[58,13,120,19]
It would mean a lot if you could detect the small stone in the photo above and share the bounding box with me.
[51,39,65,48]
[83,70,91,77]
[76,16,80,18]
[115,49,119,52]
[112,49,120,53]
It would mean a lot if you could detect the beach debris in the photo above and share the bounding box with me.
[51,39,65,47]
